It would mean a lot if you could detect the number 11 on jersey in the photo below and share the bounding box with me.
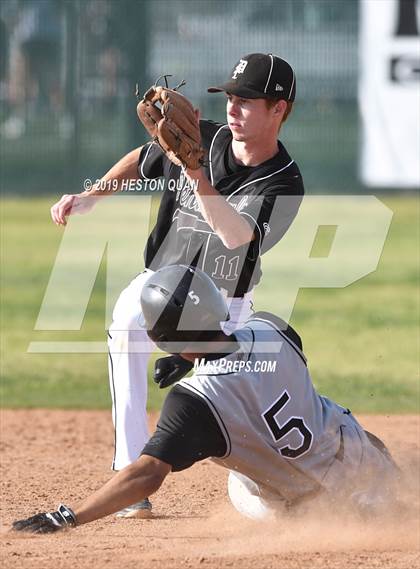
[212,255,240,281]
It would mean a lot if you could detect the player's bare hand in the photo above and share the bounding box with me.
[50,194,96,226]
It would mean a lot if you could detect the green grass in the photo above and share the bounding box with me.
[1,195,419,412]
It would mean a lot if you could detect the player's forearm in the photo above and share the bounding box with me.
[72,456,170,525]
[72,470,152,525]
[84,146,143,197]
[186,168,254,249]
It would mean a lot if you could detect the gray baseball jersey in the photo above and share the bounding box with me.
[179,313,394,504]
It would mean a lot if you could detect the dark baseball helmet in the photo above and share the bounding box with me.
[140,265,230,353]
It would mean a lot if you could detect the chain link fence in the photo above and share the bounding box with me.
[0,0,360,194]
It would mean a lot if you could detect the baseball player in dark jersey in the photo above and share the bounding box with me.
[12,266,398,534]
[50,53,304,517]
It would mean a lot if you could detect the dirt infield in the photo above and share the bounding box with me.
[1,410,419,569]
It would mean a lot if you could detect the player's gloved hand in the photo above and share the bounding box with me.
[154,355,193,389]
[12,504,77,534]
[137,83,204,170]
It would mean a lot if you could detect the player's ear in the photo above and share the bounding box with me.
[274,100,287,116]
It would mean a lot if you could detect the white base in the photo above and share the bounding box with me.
[227,471,276,521]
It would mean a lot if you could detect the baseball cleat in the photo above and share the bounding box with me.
[115,498,153,519]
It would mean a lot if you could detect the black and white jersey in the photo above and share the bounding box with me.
[141,312,396,503]
[138,120,304,297]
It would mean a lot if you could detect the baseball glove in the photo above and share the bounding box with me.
[137,81,205,170]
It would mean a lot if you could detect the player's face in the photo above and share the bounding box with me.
[226,93,277,142]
